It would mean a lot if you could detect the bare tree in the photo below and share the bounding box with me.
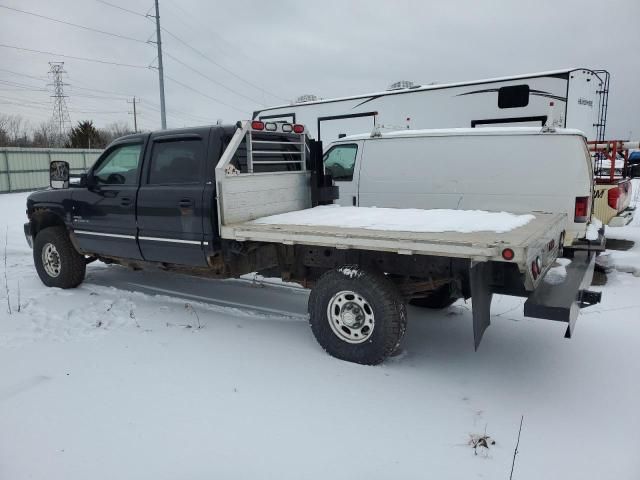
[100,122,135,145]
[32,121,57,148]
[0,114,9,146]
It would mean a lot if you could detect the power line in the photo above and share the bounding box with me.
[0,67,48,82]
[164,50,264,106]
[163,0,241,58]
[163,74,246,112]
[94,0,148,18]
[0,4,149,44]
[0,43,149,69]
[141,102,213,124]
[160,26,287,103]
[0,94,50,105]
[0,79,47,91]
[71,110,127,114]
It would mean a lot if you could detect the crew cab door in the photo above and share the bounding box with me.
[323,141,362,206]
[136,132,208,266]
[71,140,144,260]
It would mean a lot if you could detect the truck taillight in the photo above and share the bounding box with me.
[574,196,589,223]
[292,124,305,134]
[608,187,621,210]
[251,120,264,130]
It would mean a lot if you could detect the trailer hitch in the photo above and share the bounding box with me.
[578,289,602,308]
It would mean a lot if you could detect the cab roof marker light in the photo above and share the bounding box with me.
[281,123,293,133]
[251,120,264,130]
[265,122,277,131]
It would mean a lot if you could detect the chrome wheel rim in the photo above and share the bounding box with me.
[327,290,375,344]
[42,242,61,278]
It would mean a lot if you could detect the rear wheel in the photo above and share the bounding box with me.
[33,226,86,288]
[308,266,407,365]
[409,284,457,309]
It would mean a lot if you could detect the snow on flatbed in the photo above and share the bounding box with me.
[2,190,640,480]
[250,205,535,233]
[223,206,562,259]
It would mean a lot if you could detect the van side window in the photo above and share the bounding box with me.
[148,139,204,185]
[93,144,142,185]
[323,144,358,181]
[498,84,530,108]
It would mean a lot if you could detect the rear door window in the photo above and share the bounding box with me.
[323,144,358,181]
[148,139,205,185]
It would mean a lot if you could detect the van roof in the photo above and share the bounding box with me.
[338,127,587,141]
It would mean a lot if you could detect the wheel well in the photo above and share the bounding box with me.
[30,209,66,237]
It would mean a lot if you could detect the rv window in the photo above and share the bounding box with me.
[323,144,358,181]
[498,84,530,109]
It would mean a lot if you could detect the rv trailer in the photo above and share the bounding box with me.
[253,68,609,143]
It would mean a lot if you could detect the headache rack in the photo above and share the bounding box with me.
[215,120,316,228]
[220,120,309,174]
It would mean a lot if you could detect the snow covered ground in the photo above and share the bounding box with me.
[1,189,640,480]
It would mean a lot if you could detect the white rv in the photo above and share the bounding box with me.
[322,127,599,250]
[253,68,609,143]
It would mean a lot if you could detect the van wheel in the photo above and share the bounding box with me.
[409,284,457,309]
[34,226,86,288]
[308,266,407,365]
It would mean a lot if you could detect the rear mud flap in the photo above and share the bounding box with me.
[524,251,600,338]
[470,261,493,350]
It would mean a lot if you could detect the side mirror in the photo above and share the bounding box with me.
[49,160,70,189]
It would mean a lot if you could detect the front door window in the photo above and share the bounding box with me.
[323,144,358,181]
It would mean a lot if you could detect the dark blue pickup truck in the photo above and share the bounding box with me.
[23,120,601,364]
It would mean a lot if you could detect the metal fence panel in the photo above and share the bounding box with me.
[0,147,103,193]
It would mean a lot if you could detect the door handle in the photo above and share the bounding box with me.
[352,195,357,206]
[178,199,193,207]
[121,197,132,206]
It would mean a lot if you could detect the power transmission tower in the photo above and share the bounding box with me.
[48,62,72,145]
[127,96,139,132]
[152,0,167,129]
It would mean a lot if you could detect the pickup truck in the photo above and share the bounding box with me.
[23,120,601,364]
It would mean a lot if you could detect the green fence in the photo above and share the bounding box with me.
[0,147,103,193]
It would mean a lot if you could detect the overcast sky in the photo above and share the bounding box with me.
[0,0,638,137]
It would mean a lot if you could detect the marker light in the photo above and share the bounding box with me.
[501,248,515,261]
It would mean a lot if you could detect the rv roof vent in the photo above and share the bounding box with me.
[387,80,415,90]
[295,94,319,103]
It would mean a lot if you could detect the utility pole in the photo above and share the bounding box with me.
[127,97,139,132]
[153,0,167,129]
[48,62,72,146]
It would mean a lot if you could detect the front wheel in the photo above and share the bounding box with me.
[33,226,86,288]
[308,266,407,365]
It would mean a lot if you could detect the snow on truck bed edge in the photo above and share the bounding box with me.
[249,205,535,234]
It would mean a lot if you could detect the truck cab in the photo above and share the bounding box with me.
[27,125,240,267]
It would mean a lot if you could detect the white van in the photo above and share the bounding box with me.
[322,127,599,249]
